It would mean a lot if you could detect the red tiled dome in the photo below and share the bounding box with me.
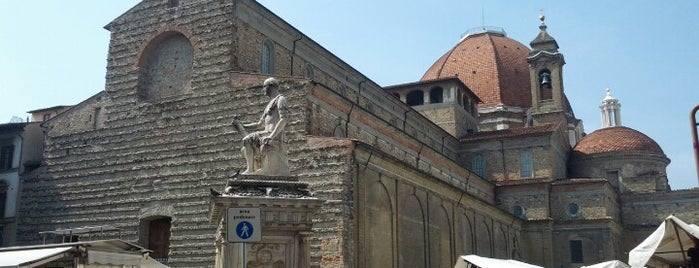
[421,30,532,108]
[573,126,665,156]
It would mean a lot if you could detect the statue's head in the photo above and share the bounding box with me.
[263,77,279,95]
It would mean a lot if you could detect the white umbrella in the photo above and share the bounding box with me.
[628,215,699,268]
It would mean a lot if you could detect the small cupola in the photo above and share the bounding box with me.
[530,13,559,53]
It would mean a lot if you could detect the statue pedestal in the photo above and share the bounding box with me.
[209,175,323,268]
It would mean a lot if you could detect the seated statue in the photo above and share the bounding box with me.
[233,77,290,176]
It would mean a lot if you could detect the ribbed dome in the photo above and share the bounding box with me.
[573,126,665,156]
[421,30,532,108]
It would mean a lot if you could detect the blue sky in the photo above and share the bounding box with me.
[1,1,697,189]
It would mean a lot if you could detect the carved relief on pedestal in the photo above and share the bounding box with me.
[247,243,287,268]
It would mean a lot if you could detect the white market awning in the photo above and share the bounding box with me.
[454,254,543,268]
[0,246,72,268]
[581,260,631,268]
[628,215,699,268]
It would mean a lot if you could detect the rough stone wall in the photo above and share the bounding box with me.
[551,182,617,221]
[619,189,699,254]
[496,184,551,220]
[97,1,238,143]
[233,0,463,163]
[48,93,106,134]
[18,76,312,267]
[419,105,457,136]
[621,190,699,226]
[548,179,624,267]
[298,137,357,268]
[462,133,561,182]
[306,83,494,203]
[551,221,622,267]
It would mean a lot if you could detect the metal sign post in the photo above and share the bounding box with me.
[692,105,699,184]
[227,208,261,268]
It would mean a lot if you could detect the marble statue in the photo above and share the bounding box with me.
[233,77,290,176]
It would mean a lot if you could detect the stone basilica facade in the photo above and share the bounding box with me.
[10,0,699,267]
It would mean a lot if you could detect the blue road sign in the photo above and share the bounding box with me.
[227,208,261,242]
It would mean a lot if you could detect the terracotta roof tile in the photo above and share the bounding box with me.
[573,126,664,156]
[421,32,531,108]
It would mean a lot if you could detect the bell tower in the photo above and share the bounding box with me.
[526,13,567,125]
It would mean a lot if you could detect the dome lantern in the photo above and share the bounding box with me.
[600,88,622,128]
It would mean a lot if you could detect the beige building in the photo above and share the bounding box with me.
[12,0,699,267]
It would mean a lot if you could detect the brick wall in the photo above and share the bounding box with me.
[461,130,566,183]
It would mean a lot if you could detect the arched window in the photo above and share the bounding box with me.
[138,33,193,101]
[261,40,275,74]
[406,90,424,106]
[140,216,172,262]
[429,86,444,103]
[538,69,552,100]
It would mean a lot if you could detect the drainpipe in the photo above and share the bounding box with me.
[357,80,366,104]
[290,35,303,76]
[500,140,508,180]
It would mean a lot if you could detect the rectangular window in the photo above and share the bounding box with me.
[570,240,583,263]
[472,155,485,177]
[0,146,14,170]
[520,150,533,178]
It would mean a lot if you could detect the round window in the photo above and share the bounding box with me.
[567,203,581,217]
